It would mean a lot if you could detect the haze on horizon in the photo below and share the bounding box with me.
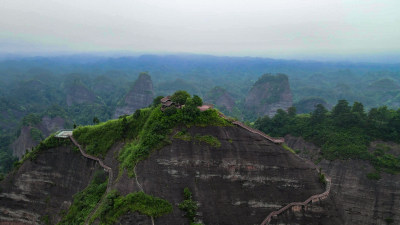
[1,0,399,62]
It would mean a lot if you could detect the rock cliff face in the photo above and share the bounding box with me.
[205,87,235,112]
[0,145,101,225]
[113,73,154,118]
[285,135,400,225]
[11,126,37,159]
[12,116,66,159]
[245,74,292,118]
[66,84,97,106]
[126,126,336,225]
[1,125,337,225]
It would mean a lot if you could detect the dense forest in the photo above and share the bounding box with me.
[0,54,399,178]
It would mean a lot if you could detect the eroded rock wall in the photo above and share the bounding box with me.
[66,84,96,106]
[285,136,400,225]
[245,74,293,118]
[135,126,333,225]
[0,145,100,225]
[113,73,154,118]
[12,116,66,159]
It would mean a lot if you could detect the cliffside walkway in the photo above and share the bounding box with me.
[218,112,284,144]
[216,113,331,224]
[68,136,114,225]
[134,165,155,225]
[260,176,331,225]
[57,131,155,224]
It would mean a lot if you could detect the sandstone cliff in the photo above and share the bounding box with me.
[0,144,101,224]
[0,125,337,225]
[113,73,154,118]
[284,135,400,225]
[12,116,66,159]
[205,87,235,112]
[244,74,292,118]
[65,83,97,107]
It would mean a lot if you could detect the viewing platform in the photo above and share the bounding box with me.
[55,129,74,138]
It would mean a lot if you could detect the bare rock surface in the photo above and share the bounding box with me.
[245,74,292,118]
[12,116,66,159]
[205,87,235,112]
[135,126,333,225]
[0,145,100,225]
[286,136,400,225]
[11,126,38,159]
[2,125,339,225]
[113,73,154,118]
[66,84,97,106]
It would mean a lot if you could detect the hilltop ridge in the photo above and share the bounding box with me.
[0,92,336,225]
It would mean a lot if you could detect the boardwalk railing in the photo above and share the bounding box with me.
[232,121,284,144]
[260,177,331,225]
[218,112,284,144]
[217,112,331,225]
[69,136,113,225]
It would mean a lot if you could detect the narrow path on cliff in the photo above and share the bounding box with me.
[217,112,284,144]
[260,176,331,225]
[134,164,155,225]
[70,136,156,225]
[216,112,332,225]
[69,136,113,225]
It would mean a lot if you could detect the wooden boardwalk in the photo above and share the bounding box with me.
[218,112,284,144]
[260,177,331,225]
[216,113,330,225]
[54,112,329,225]
[69,136,113,225]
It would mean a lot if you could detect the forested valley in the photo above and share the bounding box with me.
[1,54,400,179]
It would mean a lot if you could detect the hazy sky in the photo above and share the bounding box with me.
[0,0,399,59]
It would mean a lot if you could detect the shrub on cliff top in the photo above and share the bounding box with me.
[93,190,172,224]
[16,134,71,169]
[171,90,191,105]
[119,92,230,176]
[73,108,151,157]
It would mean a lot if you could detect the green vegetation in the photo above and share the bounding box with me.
[22,113,41,126]
[174,131,193,141]
[194,134,221,148]
[40,215,50,225]
[318,170,327,185]
[174,131,221,148]
[178,187,203,225]
[93,116,100,124]
[0,150,17,175]
[366,171,381,180]
[385,217,394,224]
[92,191,172,224]
[30,127,43,141]
[255,100,400,178]
[282,144,296,154]
[171,90,191,105]
[73,109,151,157]
[1,56,399,179]
[72,91,229,176]
[15,134,71,168]
[255,73,288,105]
[119,91,230,176]
[58,170,107,225]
